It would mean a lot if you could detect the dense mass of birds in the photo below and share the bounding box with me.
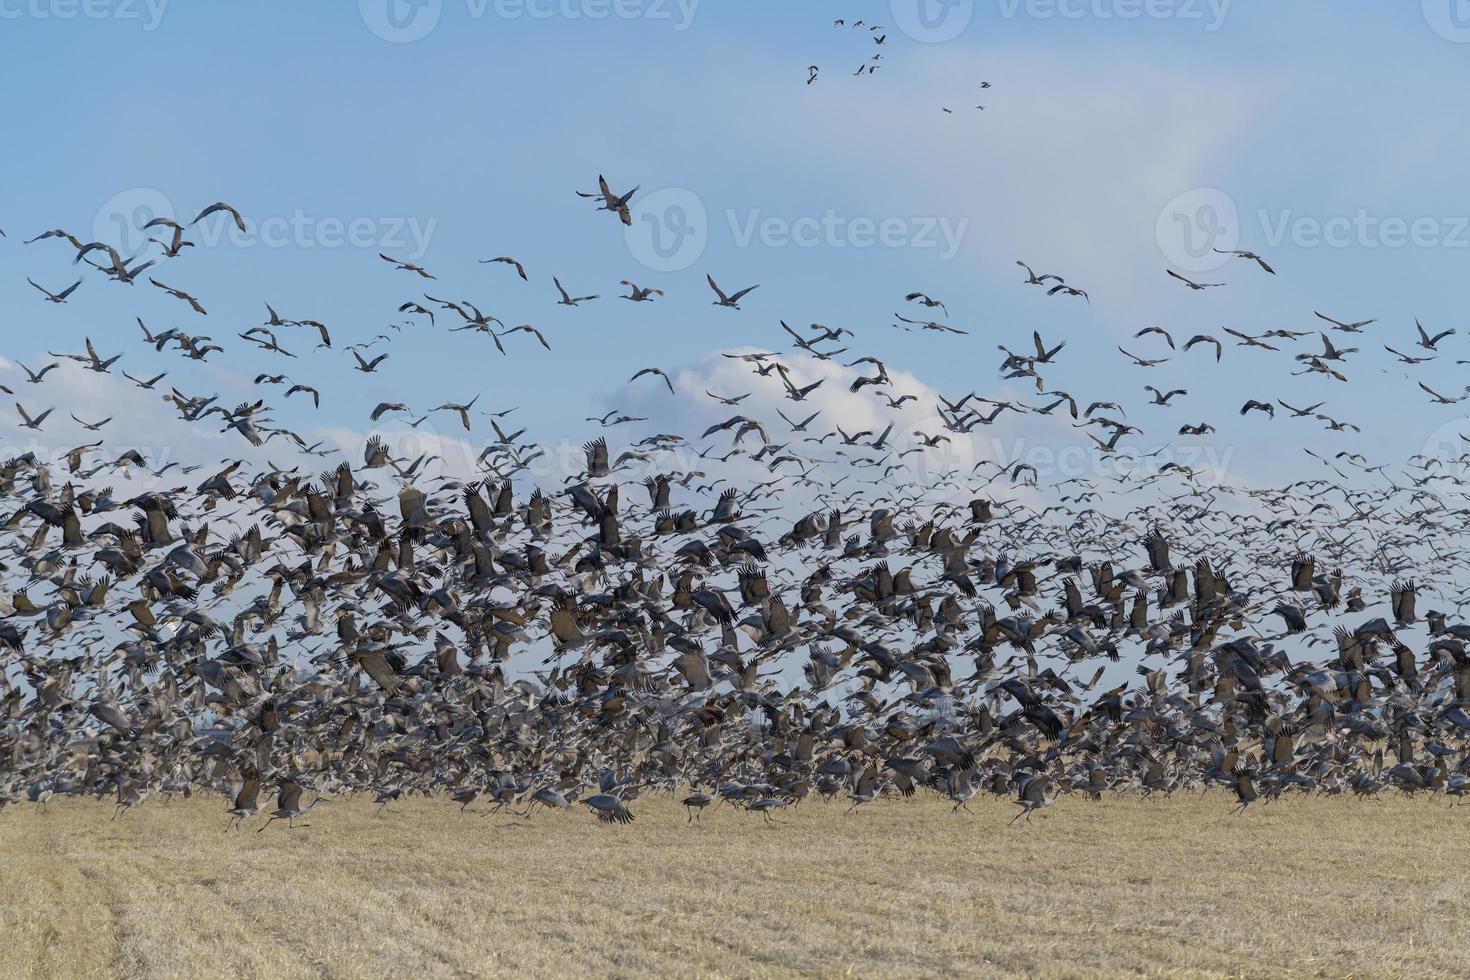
[4,174,1470,833]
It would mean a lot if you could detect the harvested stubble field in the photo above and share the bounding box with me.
[1,793,1467,978]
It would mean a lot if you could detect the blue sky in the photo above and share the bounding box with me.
[3,1,1469,487]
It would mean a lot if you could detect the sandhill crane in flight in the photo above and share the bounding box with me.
[352,350,389,373]
[286,383,320,407]
[74,242,153,283]
[1315,311,1375,332]
[480,255,528,280]
[70,414,111,432]
[1118,347,1169,368]
[1213,248,1275,274]
[620,280,664,302]
[576,175,637,225]
[1016,260,1062,285]
[19,362,58,384]
[15,403,53,430]
[143,216,195,254]
[256,780,324,831]
[1183,335,1223,361]
[1418,382,1465,405]
[1223,328,1279,351]
[630,367,676,394]
[1166,269,1224,290]
[1144,386,1187,406]
[707,274,758,309]
[379,253,435,279]
[554,276,597,306]
[894,313,966,334]
[1010,773,1059,824]
[1229,768,1259,815]
[432,395,480,430]
[1134,326,1175,348]
[190,201,248,232]
[1416,319,1455,351]
[1047,282,1089,303]
[149,278,207,315]
[225,776,260,830]
[123,370,167,389]
[904,291,947,315]
[26,228,84,249]
[28,278,80,304]
[1384,345,1434,365]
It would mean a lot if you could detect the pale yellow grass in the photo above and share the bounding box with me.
[2,792,1467,978]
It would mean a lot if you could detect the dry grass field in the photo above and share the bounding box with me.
[2,792,1467,978]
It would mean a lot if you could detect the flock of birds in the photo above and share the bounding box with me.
[810,18,995,114]
[5,169,1470,834]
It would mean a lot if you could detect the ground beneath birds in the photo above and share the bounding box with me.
[2,793,1467,978]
